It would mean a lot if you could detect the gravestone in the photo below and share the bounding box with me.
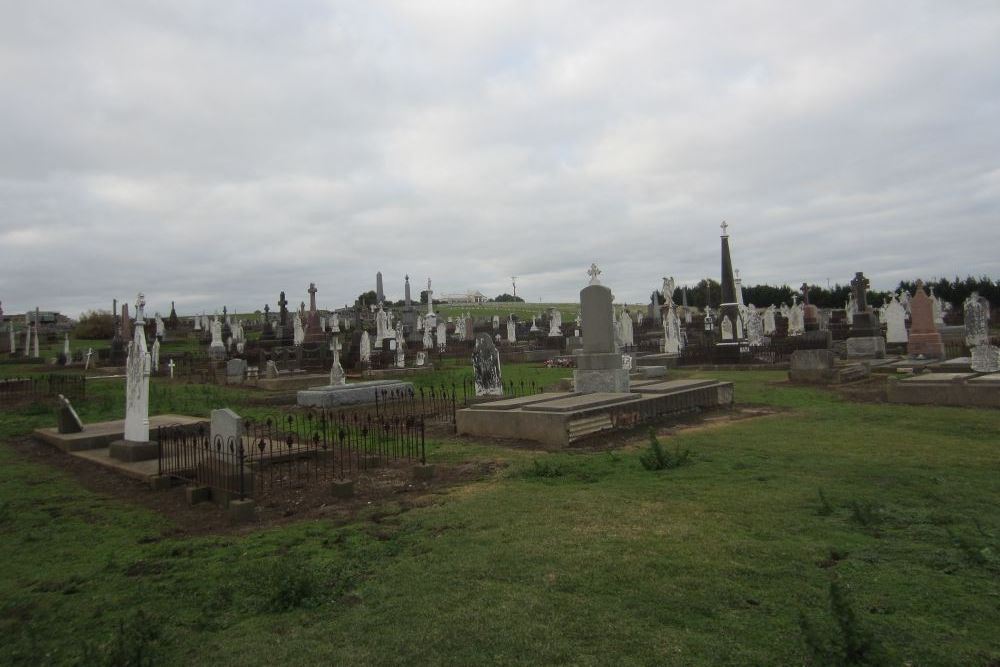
[209,317,226,360]
[360,331,372,364]
[56,394,84,434]
[226,358,247,384]
[436,322,447,352]
[211,408,244,448]
[111,294,156,462]
[266,360,279,379]
[662,303,681,355]
[907,281,945,358]
[472,334,503,396]
[329,338,346,385]
[507,317,516,343]
[965,293,998,372]
[846,271,886,358]
[416,351,427,367]
[885,295,908,343]
[574,265,630,393]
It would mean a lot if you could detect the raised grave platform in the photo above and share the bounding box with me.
[297,379,415,408]
[34,414,207,452]
[887,372,1000,408]
[257,372,329,392]
[456,379,734,447]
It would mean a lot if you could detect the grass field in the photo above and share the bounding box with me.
[1,368,999,665]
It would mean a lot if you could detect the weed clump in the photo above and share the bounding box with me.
[76,609,162,667]
[527,460,564,478]
[799,582,887,666]
[639,428,691,471]
[817,489,834,516]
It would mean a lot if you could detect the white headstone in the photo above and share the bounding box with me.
[395,329,406,368]
[360,331,372,363]
[662,304,681,355]
[124,293,151,443]
[416,351,427,367]
[151,338,160,372]
[84,347,93,370]
[63,334,70,360]
[329,338,345,385]
[193,316,201,331]
[168,358,175,378]
[763,306,777,335]
[506,317,516,343]
[885,296,908,344]
[436,322,447,352]
[9,326,15,354]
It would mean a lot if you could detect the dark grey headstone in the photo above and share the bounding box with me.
[56,394,84,434]
[580,284,614,354]
[472,335,503,396]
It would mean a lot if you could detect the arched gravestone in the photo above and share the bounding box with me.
[472,335,503,396]
[573,265,630,394]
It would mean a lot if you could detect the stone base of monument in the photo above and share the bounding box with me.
[256,372,328,391]
[109,439,158,462]
[573,351,630,393]
[208,344,226,361]
[573,368,631,393]
[297,379,415,408]
[456,379,734,447]
[788,349,871,384]
[846,336,886,359]
[907,332,945,359]
[35,415,207,453]
[888,372,1000,408]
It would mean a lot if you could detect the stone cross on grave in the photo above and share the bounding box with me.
[263,303,270,320]
[587,263,602,285]
[277,291,288,325]
[720,220,729,237]
[800,283,810,305]
[850,272,869,310]
[308,282,318,313]
[84,348,93,370]
[168,358,175,378]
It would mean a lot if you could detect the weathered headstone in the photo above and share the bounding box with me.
[436,322,447,352]
[210,408,244,449]
[209,317,226,360]
[226,358,247,384]
[56,394,84,434]
[965,293,998,372]
[472,334,503,396]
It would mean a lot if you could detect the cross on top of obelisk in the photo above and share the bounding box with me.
[308,282,318,312]
[720,220,729,237]
[587,263,602,285]
[135,293,146,321]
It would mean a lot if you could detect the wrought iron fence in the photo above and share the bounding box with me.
[157,411,426,500]
[0,374,86,406]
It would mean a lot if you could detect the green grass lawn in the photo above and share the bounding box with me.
[1,370,999,665]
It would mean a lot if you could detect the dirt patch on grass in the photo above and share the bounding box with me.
[5,435,506,537]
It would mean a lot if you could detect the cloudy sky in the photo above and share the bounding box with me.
[2,1,999,317]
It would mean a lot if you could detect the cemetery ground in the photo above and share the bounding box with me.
[1,366,999,665]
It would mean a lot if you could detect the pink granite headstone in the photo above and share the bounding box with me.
[907,281,944,358]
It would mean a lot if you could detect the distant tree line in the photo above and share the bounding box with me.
[660,276,997,310]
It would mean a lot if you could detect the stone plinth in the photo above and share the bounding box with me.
[297,380,414,408]
[846,336,886,359]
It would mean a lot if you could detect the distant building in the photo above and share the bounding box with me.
[440,290,488,304]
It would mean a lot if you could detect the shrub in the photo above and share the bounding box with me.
[639,428,691,471]
[75,310,115,339]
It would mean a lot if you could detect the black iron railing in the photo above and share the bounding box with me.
[157,411,426,500]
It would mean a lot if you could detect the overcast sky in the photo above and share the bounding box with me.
[2,1,999,317]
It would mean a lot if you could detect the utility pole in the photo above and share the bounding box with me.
[511,276,518,298]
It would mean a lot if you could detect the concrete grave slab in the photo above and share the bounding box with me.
[467,392,572,411]
[521,392,641,413]
[35,414,207,452]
